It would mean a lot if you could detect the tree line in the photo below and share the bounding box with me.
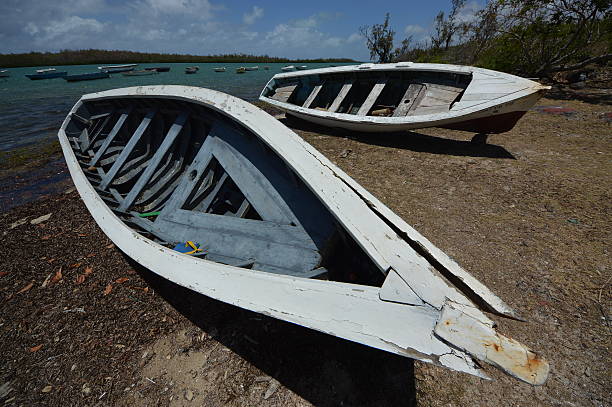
[360,0,611,77]
[0,49,356,68]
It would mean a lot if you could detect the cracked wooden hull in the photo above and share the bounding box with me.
[260,62,549,134]
[58,85,548,385]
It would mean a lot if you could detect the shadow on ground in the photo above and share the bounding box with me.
[132,259,417,407]
[279,117,516,159]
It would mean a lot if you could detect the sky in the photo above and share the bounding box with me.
[0,0,482,61]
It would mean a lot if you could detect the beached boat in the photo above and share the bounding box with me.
[260,62,550,134]
[25,68,68,80]
[236,67,246,74]
[245,66,259,71]
[0,69,9,78]
[281,65,295,72]
[185,66,199,74]
[58,85,548,385]
[64,72,110,82]
[214,67,226,72]
[144,67,170,72]
[123,70,159,76]
[99,64,138,74]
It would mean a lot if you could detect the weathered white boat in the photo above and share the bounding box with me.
[260,62,550,134]
[58,85,548,385]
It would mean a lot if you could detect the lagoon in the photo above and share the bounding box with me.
[0,62,355,152]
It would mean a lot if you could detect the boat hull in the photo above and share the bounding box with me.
[25,71,68,80]
[58,85,549,385]
[260,63,549,134]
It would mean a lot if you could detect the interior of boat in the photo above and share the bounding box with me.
[263,70,473,117]
[65,97,385,286]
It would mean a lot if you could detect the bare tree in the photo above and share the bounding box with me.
[430,0,467,50]
[359,13,395,63]
[477,0,611,75]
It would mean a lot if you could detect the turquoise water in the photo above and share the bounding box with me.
[0,62,355,152]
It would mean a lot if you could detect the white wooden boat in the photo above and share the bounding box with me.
[214,67,226,72]
[281,65,295,72]
[260,62,550,134]
[58,85,548,385]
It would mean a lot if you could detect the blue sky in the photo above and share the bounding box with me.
[0,0,482,60]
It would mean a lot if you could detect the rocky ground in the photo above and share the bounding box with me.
[0,89,610,406]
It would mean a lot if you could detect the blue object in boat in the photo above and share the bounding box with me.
[173,241,202,254]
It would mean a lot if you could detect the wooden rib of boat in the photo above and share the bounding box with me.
[64,72,110,82]
[58,85,549,385]
[260,62,550,134]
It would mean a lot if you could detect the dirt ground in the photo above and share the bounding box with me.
[0,89,610,406]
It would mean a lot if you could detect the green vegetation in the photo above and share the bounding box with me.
[360,0,611,77]
[0,49,357,68]
[0,140,62,172]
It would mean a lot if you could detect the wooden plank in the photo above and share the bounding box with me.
[393,84,425,117]
[78,129,90,152]
[357,80,386,116]
[86,110,128,153]
[328,81,353,113]
[118,112,188,212]
[90,110,154,167]
[87,111,115,150]
[302,84,323,108]
[99,115,152,190]
[192,173,228,212]
[271,84,298,102]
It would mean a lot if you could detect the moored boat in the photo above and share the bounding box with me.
[281,65,295,72]
[58,85,549,385]
[214,67,226,72]
[64,72,110,82]
[185,66,199,74]
[296,65,308,70]
[263,66,270,70]
[260,62,550,134]
[25,68,68,80]
[236,67,246,74]
[0,69,9,78]
[144,67,170,72]
[99,64,138,74]
[123,70,159,76]
[245,66,259,71]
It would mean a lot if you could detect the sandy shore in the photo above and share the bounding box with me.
[0,91,610,406]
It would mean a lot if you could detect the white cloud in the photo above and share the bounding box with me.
[243,6,263,25]
[404,24,425,35]
[455,0,481,23]
[347,32,361,43]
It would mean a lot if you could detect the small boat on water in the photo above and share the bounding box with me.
[123,70,159,76]
[245,66,259,71]
[263,66,270,70]
[25,68,68,80]
[58,85,548,385]
[0,69,9,78]
[296,65,308,70]
[64,72,110,82]
[99,64,138,74]
[236,67,246,74]
[144,67,170,72]
[185,66,199,74]
[281,65,296,72]
[260,62,550,134]
[214,67,226,72]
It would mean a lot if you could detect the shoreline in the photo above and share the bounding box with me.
[0,95,610,406]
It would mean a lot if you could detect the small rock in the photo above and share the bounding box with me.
[166,354,171,360]
[0,381,13,398]
[82,384,91,395]
[254,375,271,383]
[31,214,52,225]
[339,149,352,158]
[263,379,280,400]
[64,187,76,194]
[9,217,29,230]
[41,385,53,393]
[185,389,194,401]
[71,364,77,372]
